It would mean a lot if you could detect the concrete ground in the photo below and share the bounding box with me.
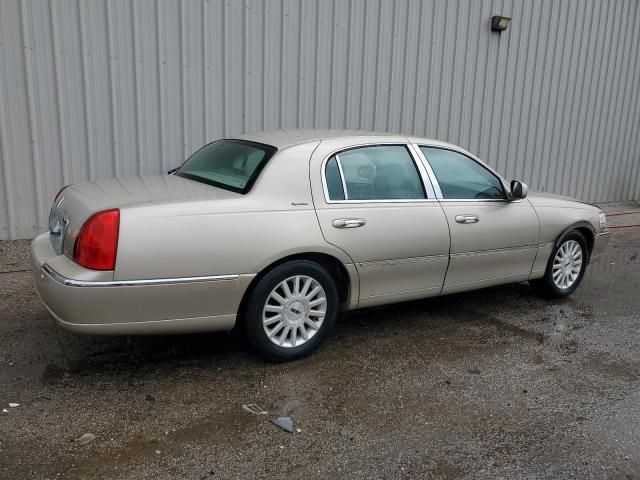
[1,203,639,479]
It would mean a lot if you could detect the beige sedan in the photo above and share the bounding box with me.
[32,130,609,360]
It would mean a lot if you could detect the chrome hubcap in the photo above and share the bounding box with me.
[262,275,327,348]
[552,240,583,289]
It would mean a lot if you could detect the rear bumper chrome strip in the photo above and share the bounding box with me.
[41,264,240,288]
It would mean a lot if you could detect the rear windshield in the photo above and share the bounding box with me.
[176,139,277,193]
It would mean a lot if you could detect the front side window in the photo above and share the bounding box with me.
[420,147,505,200]
[325,145,425,201]
[176,140,277,193]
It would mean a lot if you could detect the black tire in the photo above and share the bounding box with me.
[242,260,339,362]
[530,230,589,298]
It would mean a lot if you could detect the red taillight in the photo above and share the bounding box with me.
[74,209,120,271]
[54,185,71,202]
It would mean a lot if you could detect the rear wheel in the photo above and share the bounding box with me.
[243,260,338,361]
[530,231,588,298]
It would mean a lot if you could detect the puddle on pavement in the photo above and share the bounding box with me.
[38,332,256,382]
[482,316,545,344]
[583,352,640,382]
[58,408,258,479]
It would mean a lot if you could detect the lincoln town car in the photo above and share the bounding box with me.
[32,130,610,360]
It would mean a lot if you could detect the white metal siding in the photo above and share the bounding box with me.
[0,0,639,239]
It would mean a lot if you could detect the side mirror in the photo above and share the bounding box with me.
[510,180,528,199]
[167,167,179,175]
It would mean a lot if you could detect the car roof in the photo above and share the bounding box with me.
[234,129,458,150]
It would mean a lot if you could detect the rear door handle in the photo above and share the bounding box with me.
[455,214,479,224]
[332,218,366,229]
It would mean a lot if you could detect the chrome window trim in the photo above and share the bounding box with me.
[437,198,513,203]
[320,142,438,204]
[409,144,443,198]
[334,154,350,200]
[322,197,440,205]
[413,143,512,202]
[42,263,240,288]
[405,143,437,198]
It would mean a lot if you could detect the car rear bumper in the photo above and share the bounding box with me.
[31,232,254,335]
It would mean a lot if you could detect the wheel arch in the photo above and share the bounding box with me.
[236,252,356,327]
[554,221,595,261]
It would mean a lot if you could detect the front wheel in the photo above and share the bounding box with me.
[530,231,588,298]
[242,260,339,361]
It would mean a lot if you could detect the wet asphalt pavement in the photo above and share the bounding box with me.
[1,204,639,479]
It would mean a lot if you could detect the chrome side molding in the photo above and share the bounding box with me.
[41,264,240,288]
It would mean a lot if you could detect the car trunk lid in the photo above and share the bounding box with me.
[49,174,239,257]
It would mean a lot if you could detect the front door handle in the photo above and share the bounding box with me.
[332,218,366,229]
[455,214,479,224]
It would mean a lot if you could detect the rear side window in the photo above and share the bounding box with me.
[325,157,346,200]
[325,145,425,201]
[177,140,277,194]
[420,147,505,200]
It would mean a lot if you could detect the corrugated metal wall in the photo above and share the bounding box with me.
[1,0,639,239]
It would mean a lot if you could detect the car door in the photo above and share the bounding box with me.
[309,138,451,308]
[416,145,539,294]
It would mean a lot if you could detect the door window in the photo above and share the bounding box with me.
[325,146,425,201]
[325,157,346,200]
[420,147,505,200]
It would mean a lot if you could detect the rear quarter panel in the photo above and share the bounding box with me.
[113,141,354,280]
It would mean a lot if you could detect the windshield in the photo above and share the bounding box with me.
[176,140,277,193]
